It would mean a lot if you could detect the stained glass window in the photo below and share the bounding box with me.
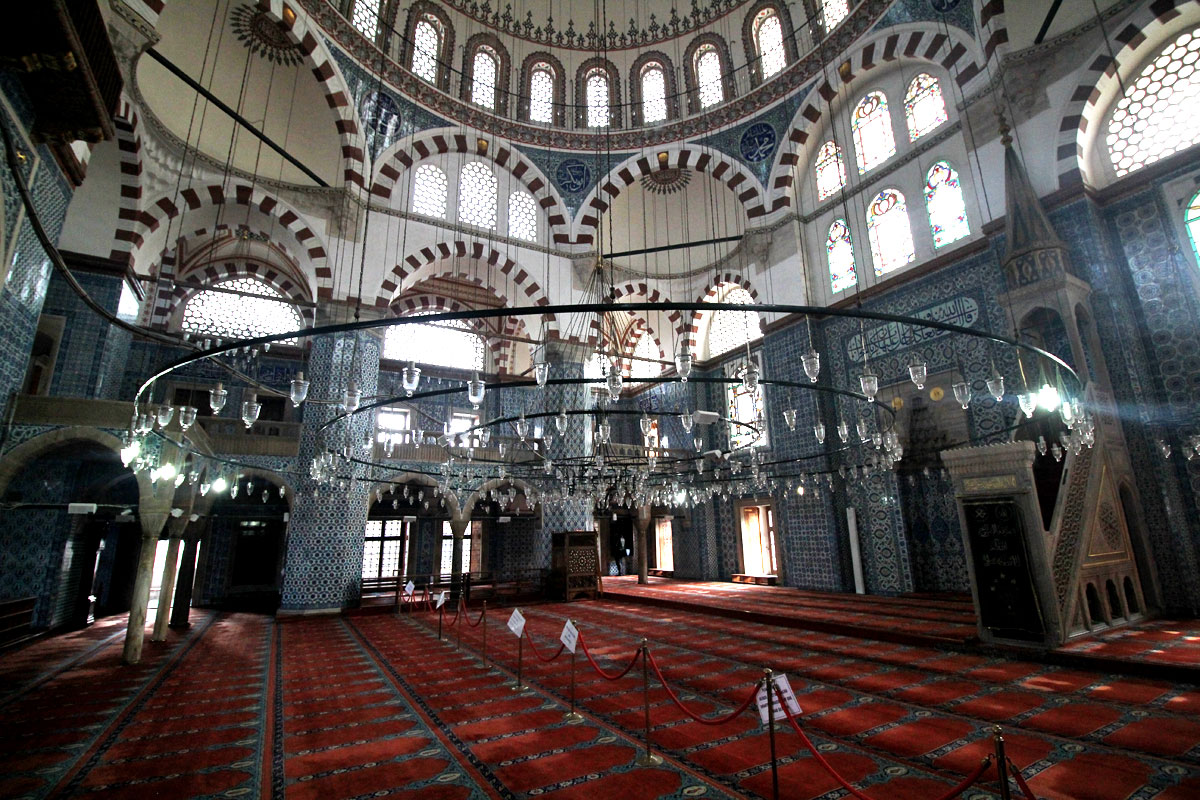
[708,286,759,358]
[411,164,447,218]
[925,161,970,248]
[508,190,537,241]
[412,17,441,84]
[867,189,915,276]
[814,140,847,201]
[1187,190,1200,267]
[756,10,786,79]
[458,161,497,229]
[827,219,857,293]
[182,277,303,344]
[383,314,485,370]
[903,73,948,141]
[642,64,668,123]
[822,0,850,30]
[852,91,896,173]
[586,70,610,128]
[627,333,663,381]
[529,64,555,122]
[1107,28,1200,176]
[727,356,767,449]
[351,0,380,41]
[696,46,724,108]
[471,47,498,109]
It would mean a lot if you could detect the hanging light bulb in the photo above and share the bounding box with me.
[156,405,175,429]
[533,360,550,388]
[556,410,568,435]
[241,392,262,429]
[200,478,212,496]
[467,372,486,409]
[290,372,310,407]
[342,381,362,414]
[680,411,694,433]
[1018,392,1037,418]
[909,361,927,390]
[212,475,228,493]
[262,489,269,503]
[813,421,826,444]
[1037,382,1060,411]
[801,348,820,383]
[640,413,654,437]
[859,370,879,401]
[209,383,228,414]
[952,381,971,410]
[229,480,240,499]
[743,360,760,393]
[606,366,623,402]
[401,362,421,397]
[836,419,850,443]
[279,484,286,498]
[515,413,529,441]
[986,374,1005,402]
[675,344,693,382]
[782,409,797,432]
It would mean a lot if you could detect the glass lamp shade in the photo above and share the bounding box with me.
[836,419,850,443]
[209,383,228,414]
[262,490,269,503]
[674,348,693,382]
[515,414,529,441]
[909,362,927,390]
[693,435,703,452]
[1060,398,1077,428]
[859,371,879,401]
[647,454,658,470]
[743,361,760,393]
[606,368,623,402]
[156,405,175,428]
[782,408,797,431]
[241,398,262,429]
[597,421,611,444]
[467,373,486,409]
[801,349,820,383]
[229,481,240,499]
[556,410,568,435]
[986,375,1005,402]
[401,363,422,397]
[342,383,362,414]
[543,458,554,474]
[290,372,310,406]
[1036,435,1048,456]
[533,361,550,388]
[639,413,654,437]
[200,479,212,496]
[813,421,826,444]
[178,406,198,431]
[856,418,870,442]
[479,428,492,446]
[952,381,971,410]
[1018,392,1037,418]
[680,411,695,433]
[1037,382,1060,411]
[1051,443,1063,462]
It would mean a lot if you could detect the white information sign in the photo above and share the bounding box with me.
[436,590,447,609]
[404,580,415,597]
[560,619,579,654]
[756,674,802,726]
[507,608,526,638]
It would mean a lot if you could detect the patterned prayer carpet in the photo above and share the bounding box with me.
[601,576,979,645]
[1057,618,1200,669]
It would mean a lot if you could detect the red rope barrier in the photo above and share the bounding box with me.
[773,684,992,800]
[524,631,566,663]
[646,649,757,726]
[579,634,641,681]
[465,605,485,628]
[1008,758,1038,800]
[447,600,461,627]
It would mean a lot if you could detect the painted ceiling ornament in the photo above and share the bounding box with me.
[230,4,303,67]
[641,168,692,195]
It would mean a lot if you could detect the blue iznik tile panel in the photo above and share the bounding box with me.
[872,0,975,36]
[518,147,637,220]
[696,87,808,188]
[42,271,125,398]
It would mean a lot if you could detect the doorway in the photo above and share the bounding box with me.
[654,517,674,572]
[736,500,779,579]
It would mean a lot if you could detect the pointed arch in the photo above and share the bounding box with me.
[686,274,762,354]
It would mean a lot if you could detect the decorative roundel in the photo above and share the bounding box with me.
[556,159,592,194]
[230,4,303,67]
[360,90,402,139]
[739,122,777,163]
[930,0,961,11]
[930,386,945,402]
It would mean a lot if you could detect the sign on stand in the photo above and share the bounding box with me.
[404,580,415,597]
[507,608,526,638]
[436,591,447,609]
[756,674,802,725]
[560,619,579,653]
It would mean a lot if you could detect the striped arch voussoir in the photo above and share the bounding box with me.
[157,260,316,330]
[110,98,144,267]
[611,282,686,340]
[388,295,512,374]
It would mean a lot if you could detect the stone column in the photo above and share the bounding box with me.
[448,516,470,599]
[123,501,171,665]
[635,504,652,584]
[169,520,203,628]
[540,343,595,538]
[280,331,380,613]
[152,515,189,641]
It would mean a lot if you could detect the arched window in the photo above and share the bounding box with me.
[411,164,447,218]
[182,277,303,344]
[350,0,380,41]
[695,45,725,108]
[529,63,555,123]
[641,63,668,123]
[586,70,611,128]
[384,314,485,370]
[708,285,758,358]
[1187,190,1200,267]
[627,333,663,380]
[821,0,850,30]
[411,16,442,84]
[814,140,847,201]
[471,46,498,109]
[904,73,948,141]
[508,190,537,241]
[925,161,970,248]
[827,219,857,293]
[867,189,915,276]
[458,162,497,229]
[755,10,786,79]
[1106,28,1200,176]
[852,91,896,173]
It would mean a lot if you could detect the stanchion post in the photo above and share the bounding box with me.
[438,603,444,641]
[635,639,663,767]
[512,632,526,691]
[993,725,1012,800]
[456,595,462,649]
[482,601,488,662]
[765,669,779,800]
[564,621,582,722]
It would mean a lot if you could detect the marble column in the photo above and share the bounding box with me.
[280,332,380,612]
[635,504,652,584]
[448,516,469,599]
[169,521,203,628]
[123,501,172,665]
[151,515,189,641]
